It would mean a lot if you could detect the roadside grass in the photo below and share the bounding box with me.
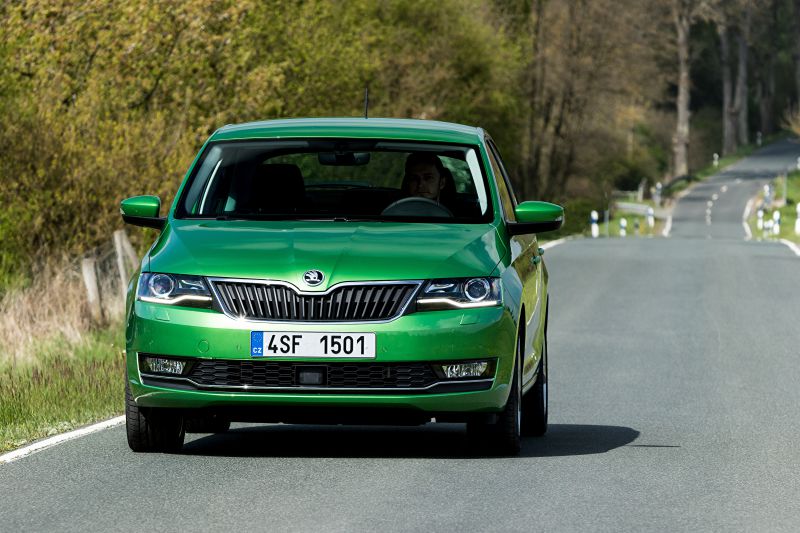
[604,213,661,238]
[0,327,124,453]
[746,170,800,243]
[0,256,126,454]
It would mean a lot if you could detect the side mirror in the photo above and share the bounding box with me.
[507,201,564,235]
[120,195,166,230]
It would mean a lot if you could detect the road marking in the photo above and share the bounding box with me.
[662,215,672,237]
[712,193,719,201]
[721,185,728,193]
[780,239,800,257]
[742,197,755,240]
[541,238,567,250]
[0,416,125,465]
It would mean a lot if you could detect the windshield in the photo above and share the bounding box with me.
[177,140,492,223]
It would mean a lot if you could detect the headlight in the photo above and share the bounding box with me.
[137,273,213,307]
[416,277,501,310]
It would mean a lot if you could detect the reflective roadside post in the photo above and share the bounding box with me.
[647,207,655,232]
[756,132,762,147]
[795,204,800,236]
[757,209,764,230]
[653,182,662,207]
[619,217,627,238]
[590,210,599,238]
[772,210,781,236]
[713,153,719,168]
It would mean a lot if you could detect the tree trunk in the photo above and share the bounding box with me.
[757,0,778,135]
[794,0,800,105]
[757,61,775,136]
[718,23,737,155]
[673,5,691,177]
[515,0,546,200]
[734,8,751,146]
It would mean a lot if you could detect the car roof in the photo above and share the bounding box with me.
[210,118,484,145]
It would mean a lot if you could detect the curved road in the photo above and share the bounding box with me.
[2,141,800,532]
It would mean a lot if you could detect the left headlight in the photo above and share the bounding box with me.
[137,273,213,308]
[416,277,501,310]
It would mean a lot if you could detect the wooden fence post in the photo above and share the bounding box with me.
[113,230,129,300]
[81,257,104,324]
[118,230,138,269]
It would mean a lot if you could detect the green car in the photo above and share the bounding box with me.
[122,118,563,455]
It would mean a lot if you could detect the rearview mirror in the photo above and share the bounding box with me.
[507,201,564,235]
[120,195,166,230]
[318,152,371,166]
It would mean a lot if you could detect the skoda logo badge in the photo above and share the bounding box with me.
[303,270,324,287]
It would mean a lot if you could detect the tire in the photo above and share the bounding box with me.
[521,328,547,437]
[126,383,185,453]
[185,416,231,434]
[467,329,523,456]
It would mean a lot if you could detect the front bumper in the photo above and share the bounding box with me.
[126,300,517,414]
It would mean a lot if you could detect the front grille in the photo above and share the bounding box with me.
[210,280,418,322]
[188,360,438,389]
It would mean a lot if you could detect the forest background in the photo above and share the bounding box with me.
[2,0,800,286]
[3,0,800,450]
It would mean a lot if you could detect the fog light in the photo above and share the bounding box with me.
[143,356,186,375]
[440,361,489,379]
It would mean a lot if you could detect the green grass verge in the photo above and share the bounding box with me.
[0,327,124,453]
[745,171,800,243]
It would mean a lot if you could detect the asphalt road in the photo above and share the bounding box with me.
[3,141,800,532]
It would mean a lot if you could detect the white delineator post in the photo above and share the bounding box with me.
[757,209,764,230]
[772,210,781,236]
[619,217,627,238]
[795,204,800,236]
[590,210,599,238]
[713,153,719,167]
[647,207,655,230]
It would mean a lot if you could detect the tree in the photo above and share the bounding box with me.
[670,0,707,177]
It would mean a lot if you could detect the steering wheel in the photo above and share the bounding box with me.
[381,197,454,217]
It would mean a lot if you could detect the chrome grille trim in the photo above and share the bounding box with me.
[207,278,423,323]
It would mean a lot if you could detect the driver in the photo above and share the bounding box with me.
[403,153,447,202]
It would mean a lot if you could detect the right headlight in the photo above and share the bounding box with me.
[137,273,213,307]
[416,277,502,310]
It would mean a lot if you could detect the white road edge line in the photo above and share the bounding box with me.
[0,416,124,465]
[662,215,672,238]
[742,197,755,240]
[540,237,567,250]
[780,239,800,257]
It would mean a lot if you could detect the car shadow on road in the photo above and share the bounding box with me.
[181,423,639,459]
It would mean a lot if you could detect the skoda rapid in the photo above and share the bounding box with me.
[121,118,563,455]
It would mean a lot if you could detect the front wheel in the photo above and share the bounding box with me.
[467,332,523,456]
[126,383,185,453]
[521,330,547,437]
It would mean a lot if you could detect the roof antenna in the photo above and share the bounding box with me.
[363,87,369,119]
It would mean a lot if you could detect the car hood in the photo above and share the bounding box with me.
[148,220,507,290]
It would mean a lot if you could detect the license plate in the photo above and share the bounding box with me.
[250,331,376,358]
